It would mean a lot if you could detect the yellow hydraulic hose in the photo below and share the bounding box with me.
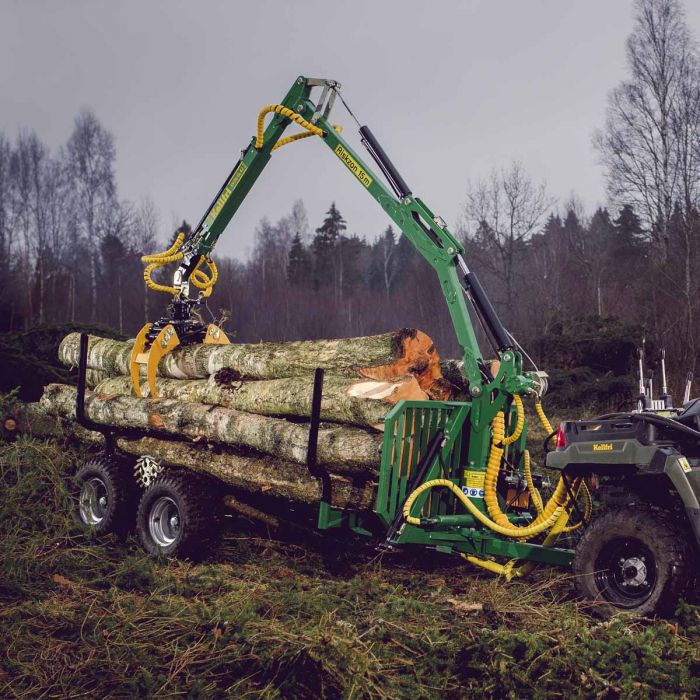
[531,398,592,532]
[501,394,525,445]
[483,411,572,534]
[463,502,576,580]
[142,232,185,264]
[271,125,343,152]
[535,400,553,434]
[189,256,218,291]
[523,449,544,515]
[256,105,324,150]
[142,232,217,297]
[403,396,588,541]
[403,477,569,539]
[142,233,185,294]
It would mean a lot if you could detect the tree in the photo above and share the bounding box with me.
[287,232,310,286]
[596,0,700,370]
[463,161,552,324]
[372,226,398,299]
[66,110,116,321]
[594,0,700,260]
[312,202,346,292]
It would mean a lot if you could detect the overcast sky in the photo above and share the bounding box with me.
[3,0,700,259]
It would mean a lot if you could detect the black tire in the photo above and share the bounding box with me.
[136,472,215,559]
[573,505,692,618]
[74,456,136,537]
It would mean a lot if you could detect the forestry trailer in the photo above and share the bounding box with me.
[70,76,699,618]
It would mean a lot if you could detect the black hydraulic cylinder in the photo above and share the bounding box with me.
[464,271,513,352]
[359,126,412,199]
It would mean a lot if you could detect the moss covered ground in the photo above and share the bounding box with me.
[0,436,698,699]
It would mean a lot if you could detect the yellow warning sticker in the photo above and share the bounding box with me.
[679,457,692,473]
[463,471,485,499]
[334,144,373,188]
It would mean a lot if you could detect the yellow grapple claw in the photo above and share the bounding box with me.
[129,323,180,398]
[203,324,229,345]
[130,323,152,397]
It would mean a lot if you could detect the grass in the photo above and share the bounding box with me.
[0,436,698,699]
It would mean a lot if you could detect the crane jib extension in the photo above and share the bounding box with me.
[132,76,582,574]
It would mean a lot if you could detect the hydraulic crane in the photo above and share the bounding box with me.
[129,75,582,576]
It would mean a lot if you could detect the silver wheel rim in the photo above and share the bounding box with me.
[148,496,181,547]
[79,477,109,525]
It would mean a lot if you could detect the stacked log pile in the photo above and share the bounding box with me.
[15,328,461,509]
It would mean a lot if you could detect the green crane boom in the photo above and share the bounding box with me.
[176,76,535,405]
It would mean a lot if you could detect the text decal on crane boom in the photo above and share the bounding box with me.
[207,162,249,227]
[334,144,373,188]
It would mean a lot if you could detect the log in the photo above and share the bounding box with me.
[91,373,427,428]
[40,383,383,474]
[5,402,376,509]
[58,328,445,391]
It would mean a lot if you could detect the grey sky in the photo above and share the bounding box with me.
[3,1,700,259]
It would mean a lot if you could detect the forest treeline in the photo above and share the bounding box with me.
[1,0,699,404]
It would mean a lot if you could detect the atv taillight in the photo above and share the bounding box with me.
[555,425,566,449]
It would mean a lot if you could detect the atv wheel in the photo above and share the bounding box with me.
[136,473,215,559]
[74,457,136,537]
[573,505,692,618]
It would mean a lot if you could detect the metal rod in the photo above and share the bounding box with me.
[660,349,668,395]
[684,372,693,404]
[306,368,332,503]
[76,333,113,448]
[306,368,324,469]
[637,345,645,396]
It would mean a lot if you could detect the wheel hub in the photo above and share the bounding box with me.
[620,556,648,587]
[148,496,182,547]
[79,477,109,525]
[595,537,657,606]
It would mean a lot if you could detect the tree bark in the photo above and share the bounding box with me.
[40,383,383,474]
[91,373,427,428]
[5,401,376,509]
[57,328,445,392]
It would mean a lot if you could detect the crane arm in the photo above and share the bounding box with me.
[142,76,536,408]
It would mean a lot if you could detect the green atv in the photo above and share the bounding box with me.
[547,390,700,617]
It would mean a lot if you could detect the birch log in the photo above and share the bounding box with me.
[40,383,383,473]
[91,373,427,428]
[57,328,445,392]
[4,402,376,508]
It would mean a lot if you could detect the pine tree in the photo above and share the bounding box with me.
[312,202,347,290]
[287,232,310,287]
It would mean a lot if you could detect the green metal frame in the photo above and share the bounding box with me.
[176,75,570,568]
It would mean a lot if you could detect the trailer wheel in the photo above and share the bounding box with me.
[573,505,692,618]
[136,473,214,559]
[74,457,135,537]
